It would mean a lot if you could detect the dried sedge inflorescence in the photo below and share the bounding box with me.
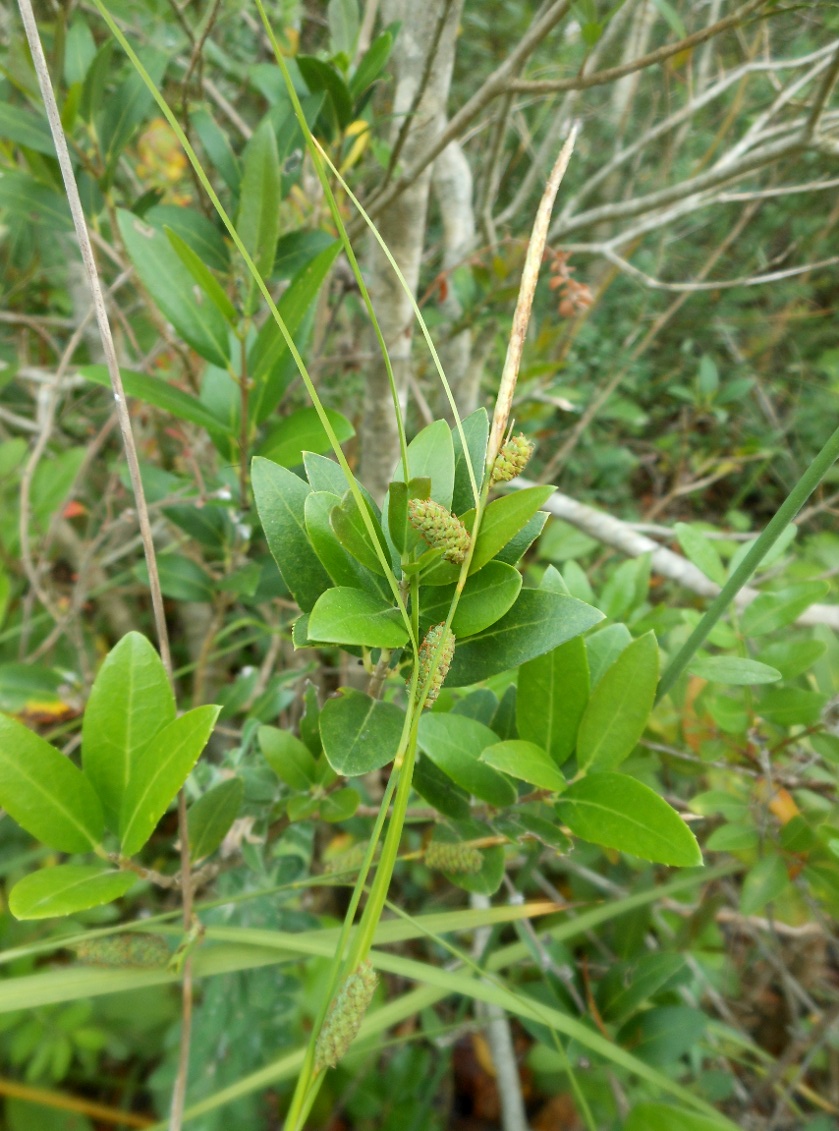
[314,960,378,1071]
[407,498,471,564]
[490,433,535,487]
[412,622,455,709]
[73,933,169,969]
[425,840,483,874]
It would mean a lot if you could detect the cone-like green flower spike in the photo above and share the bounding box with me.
[407,498,471,564]
[315,960,379,1071]
[425,841,483,874]
[490,433,535,486]
[414,623,455,708]
[73,934,169,969]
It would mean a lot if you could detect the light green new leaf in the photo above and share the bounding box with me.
[259,407,355,467]
[392,420,455,509]
[481,741,566,793]
[117,209,230,367]
[674,523,727,587]
[188,778,244,862]
[237,119,281,293]
[447,590,604,687]
[320,689,405,776]
[82,632,176,832]
[418,714,516,807]
[687,656,781,685]
[0,714,104,854]
[469,485,555,573]
[625,1103,734,1131]
[555,773,702,866]
[419,561,522,639]
[330,490,391,576]
[259,725,319,790]
[9,866,135,921]
[577,631,659,772]
[120,705,220,857]
[252,458,332,612]
[517,637,589,765]
[308,587,407,648]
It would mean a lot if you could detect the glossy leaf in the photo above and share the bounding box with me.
[9,866,135,921]
[350,29,394,99]
[446,590,604,687]
[481,741,566,792]
[418,714,516,807]
[577,631,659,772]
[517,637,589,766]
[392,420,455,509]
[451,409,488,513]
[120,705,220,857]
[586,623,632,687]
[0,714,104,853]
[117,209,230,367]
[413,754,472,819]
[82,632,176,831]
[259,407,355,467]
[308,587,408,648]
[259,726,318,789]
[330,490,391,576]
[419,561,522,638]
[687,656,781,685]
[555,773,702,866]
[305,491,368,588]
[188,778,244,862]
[252,458,332,612]
[469,486,555,573]
[320,689,405,776]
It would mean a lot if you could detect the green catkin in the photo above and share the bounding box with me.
[314,960,378,1071]
[324,843,381,875]
[406,498,471,564]
[413,623,455,708]
[425,840,483,874]
[73,933,169,969]
[490,433,535,486]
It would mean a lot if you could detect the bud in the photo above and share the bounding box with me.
[490,433,535,486]
[315,960,378,1071]
[425,841,483,874]
[413,623,455,708]
[73,933,169,969]
[407,498,471,564]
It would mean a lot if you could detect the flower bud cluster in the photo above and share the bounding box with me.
[425,841,483,874]
[73,933,169,969]
[490,433,534,486]
[315,960,378,1071]
[407,498,471,564]
[414,623,455,709]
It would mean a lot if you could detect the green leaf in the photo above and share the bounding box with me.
[146,204,230,271]
[741,580,830,636]
[237,119,281,309]
[0,171,72,230]
[99,49,166,173]
[350,29,394,99]
[252,458,332,612]
[419,561,522,638]
[674,523,726,586]
[321,786,360,822]
[469,485,555,573]
[320,689,405,776]
[329,0,360,57]
[330,490,391,576]
[0,104,55,155]
[82,632,176,832]
[165,227,237,325]
[687,656,781,685]
[393,420,455,509]
[649,0,687,38]
[117,209,230,367]
[120,705,220,857]
[258,407,355,466]
[740,854,789,915]
[586,623,632,686]
[298,56,354,130]
[446,590,604,687]
[555,773,702,866]
[481,741,566,792]
[597,953,688,1025]
[188,778,244,861]
[305,490,372,590]
[618,1005,706,1067]
[418,715,517,807]
[625,1103,734,1131]
[757,638,826,680]
[191,107,241,192]
[413,754,471,819]
[759,686,827,726]
[308,587,408,648]
[134,554,214,603]
[259,726,318,789]
[577,631,659,772]
[517,637,589,766]
[0,715,104,853]
[64,16,97,86]
[248,242,340,424]
[80,365,227,437]
[9,866,135,921]
[451,409,488,514]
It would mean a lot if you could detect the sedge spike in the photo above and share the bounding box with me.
[490,433,535,486]
[425,841,483,874]
[413,623,455,708]
[314,960,378,1071]
[407,498,471,564]
[73,933,169,969]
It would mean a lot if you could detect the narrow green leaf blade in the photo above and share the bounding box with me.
[188,778,244,862]
[577,631,659,772]
[237,119,281,289]
[555,773,702,866]
[120,705,220,857]
[0,715,104,853]
[687,656,781,685]
[9,866,135,921]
